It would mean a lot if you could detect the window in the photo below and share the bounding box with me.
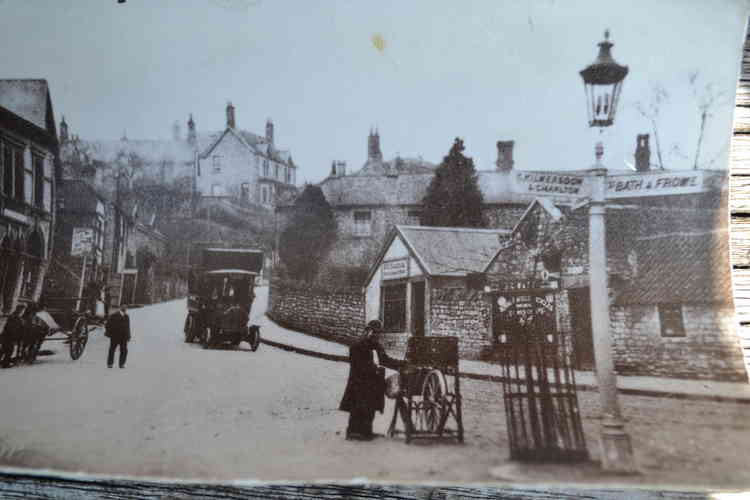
[274,164,279,179]
[261,185,268,204]
[382,283,407,333]
[241,183,250,201]
[2,142,12,196]
[212,155,221,173]
[15,148,25,202]
[658,304,685,337]
[354,211,372,236]
[33,154,44,208]
[263,160,269,177]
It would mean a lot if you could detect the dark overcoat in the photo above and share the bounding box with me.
[339,335,403,414]
[106,312,131,342]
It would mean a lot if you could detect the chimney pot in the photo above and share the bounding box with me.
[226,102,236,129]
[496,140,514,171]
[635,134,650,172]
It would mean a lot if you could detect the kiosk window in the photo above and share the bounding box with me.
[382,283,406,333]
[658,304,685,337]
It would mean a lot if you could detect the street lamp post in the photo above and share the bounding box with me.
[580,31,637,474]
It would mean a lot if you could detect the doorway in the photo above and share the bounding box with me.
[411,281,425,337]
[568,287,595,370]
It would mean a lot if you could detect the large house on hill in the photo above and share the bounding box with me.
[194,103,298,208]
[59,102,298,211]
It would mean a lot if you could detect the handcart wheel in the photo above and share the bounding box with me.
[70,317,89,360]
[248,326,261,352]
[418,369,447,433]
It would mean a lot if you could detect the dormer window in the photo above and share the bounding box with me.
[212,155,221,173]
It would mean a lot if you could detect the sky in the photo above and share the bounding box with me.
[1,0,748,184]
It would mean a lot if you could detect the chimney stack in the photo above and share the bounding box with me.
[266,118,274,146]
[187,114,196,147]
[367,127,383,161]
[226,102,235,129]
[635,134,650,172]
[330,160,347,177]
[59,116,68,143]
[496,140,514,171]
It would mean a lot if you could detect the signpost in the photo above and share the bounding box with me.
[71,227,94,257]
[71,227,94,311]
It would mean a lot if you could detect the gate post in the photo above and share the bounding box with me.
[588,167,636,473]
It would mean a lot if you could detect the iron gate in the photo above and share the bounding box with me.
[494,285,588,462]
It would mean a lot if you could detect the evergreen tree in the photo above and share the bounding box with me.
[279,184,337,282]
[421,138,486,227]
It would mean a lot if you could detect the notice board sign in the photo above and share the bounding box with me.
[71,227,94,257]
[382,257,409,281]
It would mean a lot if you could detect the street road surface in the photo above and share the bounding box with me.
[0,287,749,487]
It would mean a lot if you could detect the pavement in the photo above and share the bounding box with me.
[252,289,750,404]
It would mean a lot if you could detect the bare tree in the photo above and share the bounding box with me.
[688,71,730,170]
[634,72,729,171]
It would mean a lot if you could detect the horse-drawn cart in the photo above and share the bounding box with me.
[386,336,464,444]
[22,298,96,364]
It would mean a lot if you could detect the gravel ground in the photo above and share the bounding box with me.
[0,290,748,489]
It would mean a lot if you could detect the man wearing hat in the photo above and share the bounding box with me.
[339,319,404,441]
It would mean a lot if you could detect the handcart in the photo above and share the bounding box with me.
[386,336,464,444]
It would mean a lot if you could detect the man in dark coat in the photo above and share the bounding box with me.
[105,304,131,369]
[0,305,25,368]
[339,319,404,441]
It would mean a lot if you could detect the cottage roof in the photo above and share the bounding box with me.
[0,79,53,131]
[615,230,732,305]
[395,225,509,277]
[320,173,433,206]
[355,157,436,177]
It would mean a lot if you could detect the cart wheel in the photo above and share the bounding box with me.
[248,326,261,352]
[70,317,89,360]
[419,369,447,433]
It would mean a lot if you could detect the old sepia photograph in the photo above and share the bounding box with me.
[1,0,749,493]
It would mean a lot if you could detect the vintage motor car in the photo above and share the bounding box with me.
[184,247,262,351]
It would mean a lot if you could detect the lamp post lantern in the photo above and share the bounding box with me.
[580,30,629,128]
[580,31,637,474]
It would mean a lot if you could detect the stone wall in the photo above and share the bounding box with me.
[267,277,365,345]
[430,287,493,360]
[611,304,748,382]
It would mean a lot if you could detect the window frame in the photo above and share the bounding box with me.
[32,153,44,209]
[353,210,372,236]
[212,155,222,173]
[658,304,686,338]
[381,282,407,333]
